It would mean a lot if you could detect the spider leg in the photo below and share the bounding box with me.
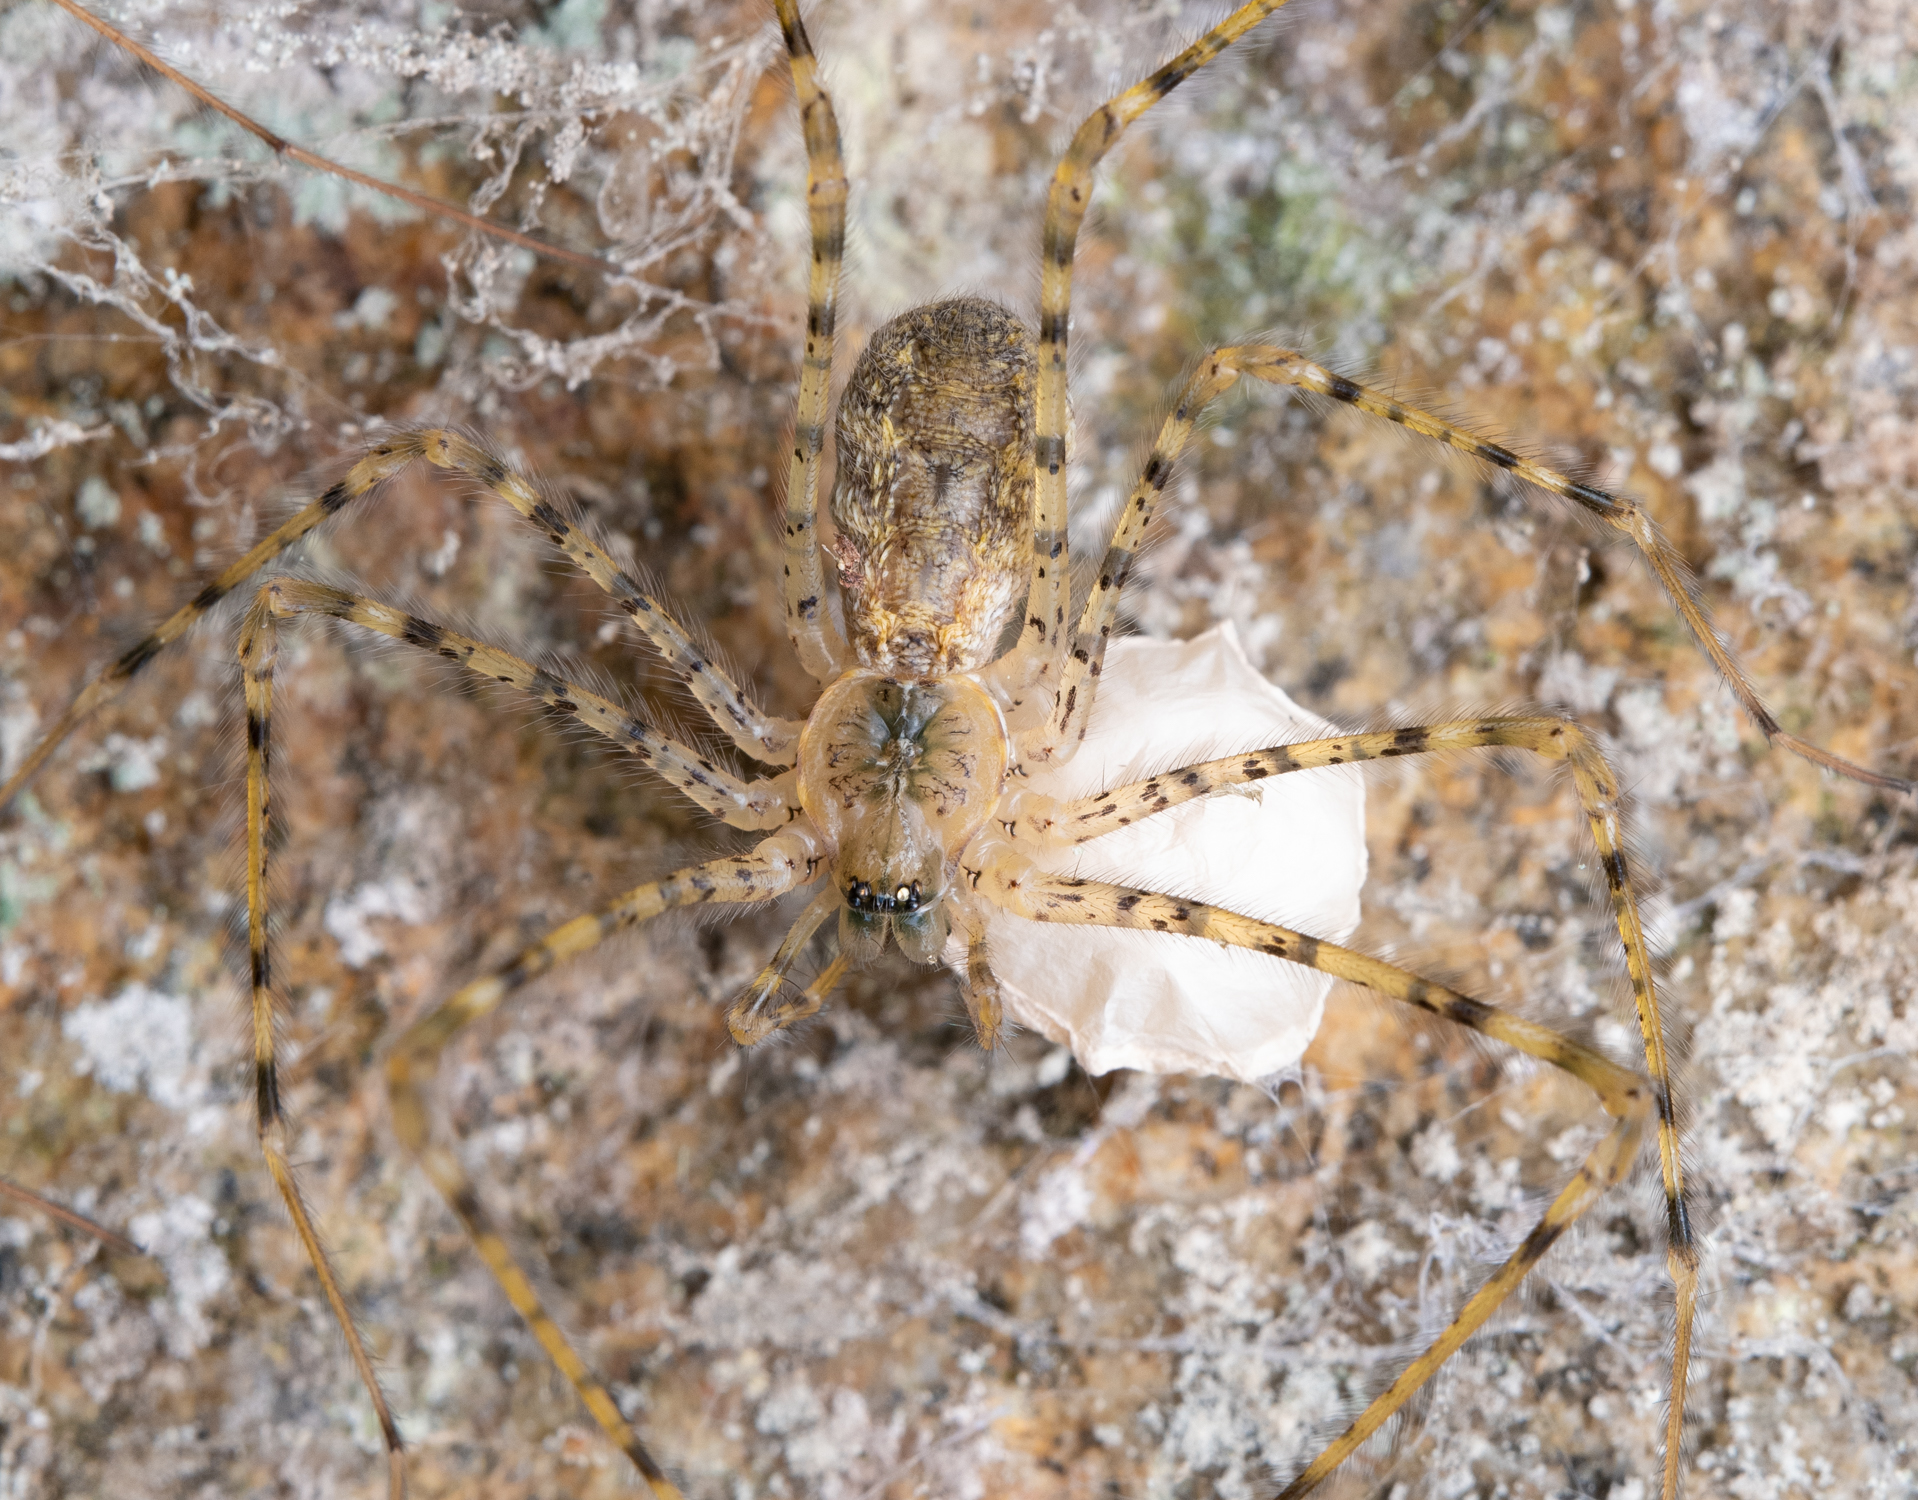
[383,829,819,1500]
[1006,0,1298,699]
[772,0,853,684]
[726,880,838,1043]
[237,577,823,1494]
[2,437,417,817]
[0,430,797,823]
[407,429,800,764]
[965,846,1661,1497]
[1019,344,1915,797]
[962,932,1006,1050]
[0,1176,146,1257]
[946,891,1007,1049]
[234,598,408,1500]
[794,947,853,1026]
[1002,714,1700,1494]
[244,577,796,828]
[1015,353,1247,762]
[1248,347,1910,791]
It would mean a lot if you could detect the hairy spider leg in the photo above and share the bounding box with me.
[1007,713,1701,1489]
[1011,0,1297,696]
[385,829,820,1500]
[795,948,854,1020]
[407,429,801,765]
[1239,348,1913,791]
[243,578,797,828]
[952,898,1008,1050]
[966,849,1657,1497]
[235,598,408,1500]
[0,429,799,823]
[727,879,839,1042]
[1021,344,1918,786]
[236,576,818,1494]
[239,571,824,1489]
[2,437,403,815]
[774,0,854,684]
[0,1176,146,1257]
[1014,353,1245,762]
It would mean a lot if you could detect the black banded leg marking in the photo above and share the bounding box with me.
[1005,712,1701,1493]
[384,830,816,1499]
[245,578,796,830]
[1,435,430,818]
[235,595,408,1500]
[772,0,853,684]
[1218,345,1911,793]
[972,854,1661,1498]
[1019,350,1245,763]
[1011,0,1296,696]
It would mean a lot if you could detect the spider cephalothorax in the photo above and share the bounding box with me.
[797,666,1009,967]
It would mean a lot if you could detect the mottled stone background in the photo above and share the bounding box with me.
[2,0,1914,1496]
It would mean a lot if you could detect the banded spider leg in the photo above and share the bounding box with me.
[986,268,1912,1492]
[990,714,1686,1489]
[222,429,831,1496]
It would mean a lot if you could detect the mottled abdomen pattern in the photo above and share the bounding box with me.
[830,297,1035,678]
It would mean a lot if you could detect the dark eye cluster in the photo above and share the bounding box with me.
[846,878,924,914]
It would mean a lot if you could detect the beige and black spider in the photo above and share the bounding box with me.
[5,0,1917,1496]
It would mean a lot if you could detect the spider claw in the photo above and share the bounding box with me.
[725,971,824,1046]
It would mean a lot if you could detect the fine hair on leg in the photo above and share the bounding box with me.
[996,714,1702,1491]
[968,840,1663,1493]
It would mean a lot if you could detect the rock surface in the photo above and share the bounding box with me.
[2,0,1914,1496]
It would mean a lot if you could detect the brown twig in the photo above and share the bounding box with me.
[49,0,621,276]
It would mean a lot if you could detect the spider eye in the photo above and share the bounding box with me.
[843,876,932,915]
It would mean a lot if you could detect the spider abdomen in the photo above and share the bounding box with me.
[830,296,1036,678]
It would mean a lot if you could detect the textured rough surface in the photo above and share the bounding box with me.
[2,0,1916,1497]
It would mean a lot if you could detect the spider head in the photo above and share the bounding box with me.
[797,669,1010,971]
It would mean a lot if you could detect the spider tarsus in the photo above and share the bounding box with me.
[0,1177,149,1258]
[1773,728,1917,794]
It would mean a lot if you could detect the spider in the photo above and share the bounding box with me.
[3,0,1918,1496]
